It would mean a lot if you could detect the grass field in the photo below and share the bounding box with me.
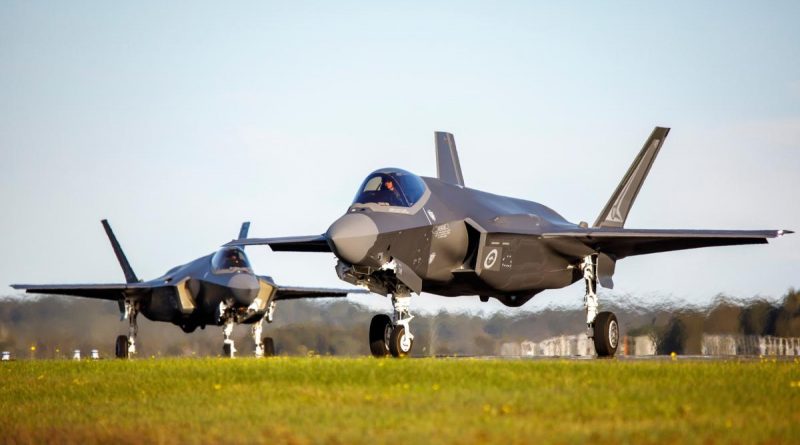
[1,357,798,444]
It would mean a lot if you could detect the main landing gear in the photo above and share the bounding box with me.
[251,317,275,358]
[370,289,415,358]
[115,299,138,359]
[581,255,619,357]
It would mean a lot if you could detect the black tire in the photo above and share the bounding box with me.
[369,314,392,357]
[263,337,275,357]
[115,335,129,359]
[223,343,234,358]
[388,325,413,358]
[593,311,619,357]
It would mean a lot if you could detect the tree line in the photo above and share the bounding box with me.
[0,288,797,357]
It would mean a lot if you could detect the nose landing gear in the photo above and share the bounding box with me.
[220,301,277,358]
[369,314,392,357]
[222,318,237,358]
[369,289,414,358]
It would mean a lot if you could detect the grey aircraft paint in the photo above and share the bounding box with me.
[229,127,792,358]
[12,220,367,358]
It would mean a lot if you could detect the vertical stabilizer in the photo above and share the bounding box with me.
[435,131,465,187]
[593,127,670,228]
[101,219,139,284]
[238,221,251,240]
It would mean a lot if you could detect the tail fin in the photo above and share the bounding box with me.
[101,219,139,284]
[238,221,251,240]
[435,131,465,187]
[593,127,670,228]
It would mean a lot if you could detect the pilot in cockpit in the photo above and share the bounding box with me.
[227,251,244,267]
[352,169,427,208]
[211,247,251,272]
[384,179,400,199]
[383,179,404,206]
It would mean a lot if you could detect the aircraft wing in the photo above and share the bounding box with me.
[226,235,331,252]
[10,283,152,301]
[542,228,791,260]
[273,286,369,301]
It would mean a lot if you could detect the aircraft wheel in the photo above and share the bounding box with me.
[593,311,619,357]
[369,314,392,357]
[223,343,234,358]
[263,337,275,357]
[389,325,413,358]
[115,335,129,359]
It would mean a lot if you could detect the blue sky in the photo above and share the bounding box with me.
[1,1,798,313]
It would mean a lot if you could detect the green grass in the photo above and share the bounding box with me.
[1,357,799,444]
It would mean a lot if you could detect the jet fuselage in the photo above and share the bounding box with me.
[328,171,582,307]
[135,248,273,332]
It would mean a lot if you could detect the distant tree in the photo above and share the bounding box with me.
[658,317,687,355]
[473,334,496,356]
[740,300,779,336]
[704,298,742,334]
[775,289,800,337]
[2,288,800,357]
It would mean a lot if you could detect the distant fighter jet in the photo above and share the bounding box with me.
[229,127,792,358]
[12,220,367,358]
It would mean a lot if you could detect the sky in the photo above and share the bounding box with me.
[1,1,798,315]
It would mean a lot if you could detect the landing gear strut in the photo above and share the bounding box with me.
[222,317,236,358]
[251,317,275,358]
[116,299,138,359]
[252,318,264,358]
[218,299,238,358]
[581,255,618,357]
[369,288,415,358]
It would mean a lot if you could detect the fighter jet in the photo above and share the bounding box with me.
[12,220,367,358]
[229,128,792,358]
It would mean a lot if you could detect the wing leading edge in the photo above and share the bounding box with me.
[226,235,331,252]
[10,283,153,301]
[543,228,792,260]
[273,285,370,301]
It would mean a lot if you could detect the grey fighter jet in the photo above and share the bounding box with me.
[229,128,792,358]
[12,220,367,358]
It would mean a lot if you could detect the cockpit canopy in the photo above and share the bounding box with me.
[352,169,427,208]
[211,247,252,273]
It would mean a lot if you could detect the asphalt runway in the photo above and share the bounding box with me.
[434,354,796,361]
[2,354,796,362]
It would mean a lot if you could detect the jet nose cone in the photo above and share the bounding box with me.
[228,273,260,306]
[326,213,379,265]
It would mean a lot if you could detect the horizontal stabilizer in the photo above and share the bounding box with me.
[594,127,669,228]
[543,228,791,260]
[435,131,465,187]
[226,235,331,252]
